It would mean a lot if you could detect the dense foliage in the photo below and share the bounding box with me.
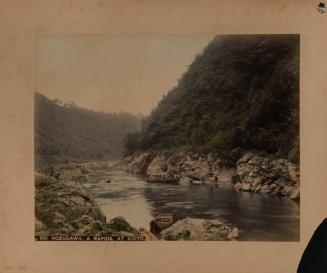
[125,35,299,164]
[35,93,141,166]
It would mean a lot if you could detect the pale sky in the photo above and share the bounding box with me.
[36,35,214,115]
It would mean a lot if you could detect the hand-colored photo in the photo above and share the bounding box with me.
[35,34,300,241]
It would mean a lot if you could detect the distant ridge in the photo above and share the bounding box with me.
[35,92,141,167]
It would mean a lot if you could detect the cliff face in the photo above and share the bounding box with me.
[234,153,300,199]
[118,152,236,184]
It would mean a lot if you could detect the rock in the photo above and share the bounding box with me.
[97,178,111,184]
[254,184,262,192]
[252,177,262,187]
[43,166,55,176]
[207,177,216,183]
[89,208,106,223]
[179,177,191,185]
[71,174,87,183]
[146,155,167,175]
[234,182,242,191]
[35,173,56,188]
[70,220,80,229]
[79,215,93,225]
[227,227,239,240]
[161,218,238,241]
[237,152,255,164]
[107,216,139,234]
[70,195,86,206]
[281,186,293,196]
[235,152,299,198]
[207,153,215,162]
[290,187,300,199]
[35,219,46,232]
[190,153,199,160]
[288,164,299,181]
[261,185,271,194]
[123,153,156,174]
[188,166,211,180]
[54,211,66,220]
[84,221,104,236]
[241,183,251,191]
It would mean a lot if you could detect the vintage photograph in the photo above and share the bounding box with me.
[35,34,300,241]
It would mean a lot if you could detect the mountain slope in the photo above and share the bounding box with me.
[125,35,299,164]
[35,93,141,167]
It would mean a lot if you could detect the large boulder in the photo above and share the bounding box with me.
[290,187,300,200]
[107,216,139,235]
[187,166,211,180]
[167,153,220,182]
[161,217,238,241]
[119,153,156,174]
[146,155,168,175]
[35,173,57,188]
[241,183,251,191]
[235,152,299,199]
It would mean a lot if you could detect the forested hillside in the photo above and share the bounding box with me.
[125,35,299,165]
[35,93,141,166]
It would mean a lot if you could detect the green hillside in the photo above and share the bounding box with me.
[35,93,141,167]
[124,35,299,165]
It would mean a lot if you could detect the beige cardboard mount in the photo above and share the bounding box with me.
[0,1,326,273]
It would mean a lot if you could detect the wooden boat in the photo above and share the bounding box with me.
[146,173,179,184]
[149,213,174,234]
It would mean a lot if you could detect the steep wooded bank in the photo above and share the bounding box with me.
[122,35,300,198]
[124,35,299,166]
[35,93,141,168]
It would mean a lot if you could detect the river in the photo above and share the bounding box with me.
[84,167,300,241]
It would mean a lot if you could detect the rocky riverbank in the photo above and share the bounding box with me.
[234,153,300,199]
[117,151,300,199]
[35,164,144,237]
[35,163,240,241]
[117,152,236,184]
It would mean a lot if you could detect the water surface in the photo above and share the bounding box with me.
[85,168,300,241]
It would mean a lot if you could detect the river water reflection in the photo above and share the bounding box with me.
[85,168,300,241]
